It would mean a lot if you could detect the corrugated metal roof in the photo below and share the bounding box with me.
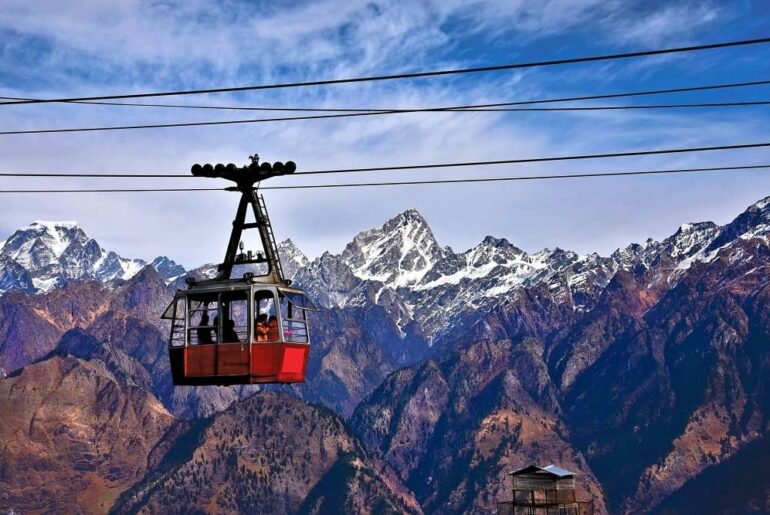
[542,465,576,477]
[508,464,576,477]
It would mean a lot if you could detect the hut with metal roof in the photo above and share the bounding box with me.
[497,464,593,515]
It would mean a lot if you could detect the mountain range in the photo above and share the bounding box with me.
[0,220,185,295]
[1,195,769,513]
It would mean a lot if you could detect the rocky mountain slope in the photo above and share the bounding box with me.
[0,355,182,513]
[349,340,608,514]
[112,392,420,514]
[565,236,770,512]
[0,359,420,514]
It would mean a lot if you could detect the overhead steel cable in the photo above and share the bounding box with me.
[0,111,386,135]
[2,78,770,111]
[0,187,224,193]
[1,37,769,106]
[6,99,770,136]
[0,163,767,193]
[298,141,770,175]
[2,141,770,178]
[0,95,375,112]
[467,100,770,110]
[266,163,770,188]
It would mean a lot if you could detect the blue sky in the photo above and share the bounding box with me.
[1,0,770,267]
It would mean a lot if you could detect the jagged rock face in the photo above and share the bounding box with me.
[277,238,310,281]
[290,305,429,417]
[351,339,607,515]
[341,209,450,288]
[150,256,186,280]
[0,257,34,293]
[707,196,770,251]
[0,281,109,374]
[113,392,421,515]
[564,238,770,512]
[652,433,770,514]
[293,202,734,346]
[0,267,172,377]
[547,269,658,390]
[0,356,180,514]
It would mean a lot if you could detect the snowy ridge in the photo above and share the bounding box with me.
[0,221,182,294]
[4,196,769,342]
[295,197,770,343]
[342,209,448,287]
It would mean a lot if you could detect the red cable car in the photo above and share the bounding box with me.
[162,156,317,385]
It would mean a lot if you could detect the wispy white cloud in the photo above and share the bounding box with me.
[603,1,723,46]
[0,0,767,267]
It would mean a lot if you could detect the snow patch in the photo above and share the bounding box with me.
[24,220,80,231]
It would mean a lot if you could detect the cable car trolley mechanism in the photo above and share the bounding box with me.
[162,155,318,385]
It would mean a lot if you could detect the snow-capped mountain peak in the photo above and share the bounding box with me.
[0,221,180,294]
[341,209,447,288]
[663,221,720,260]
[296,197,770,343]
[150,256,186,281]
[5,221,86,266]
[277,239,309,280]
[706,196,770,253]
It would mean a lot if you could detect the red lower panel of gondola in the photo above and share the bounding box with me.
[169,343,309,385]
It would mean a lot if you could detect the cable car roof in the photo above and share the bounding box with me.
[164,282,318,310]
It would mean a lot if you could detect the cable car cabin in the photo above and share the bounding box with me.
[163,155,316,386]
[163,283,317,385]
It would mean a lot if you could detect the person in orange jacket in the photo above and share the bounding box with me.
[255,314,269,342]
[266,315,280,341]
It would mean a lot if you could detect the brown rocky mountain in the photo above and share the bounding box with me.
[653,432,770,514]
[565,237,770,512]
[0,281,108,374]
[293,305,428,416]
[0,357,420,514]
[0,355,183,513]
[349,203,770,513]
[350,339,608,514]
[112,392,421,514]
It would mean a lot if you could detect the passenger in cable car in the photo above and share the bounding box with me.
[223,318,239,342]
[197,310,214,344]
[256,314,269,342]
[267,315,279,341]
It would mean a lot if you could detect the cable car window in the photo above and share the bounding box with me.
[165,298,185,347]
[161,300,178,320]
[220,291,249,343]
[254,289,279,342]
[281,291,318,311]
[279,293,308,343]
[188,295,218,345]
[280,294,302,321]
[282,320,308,343]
